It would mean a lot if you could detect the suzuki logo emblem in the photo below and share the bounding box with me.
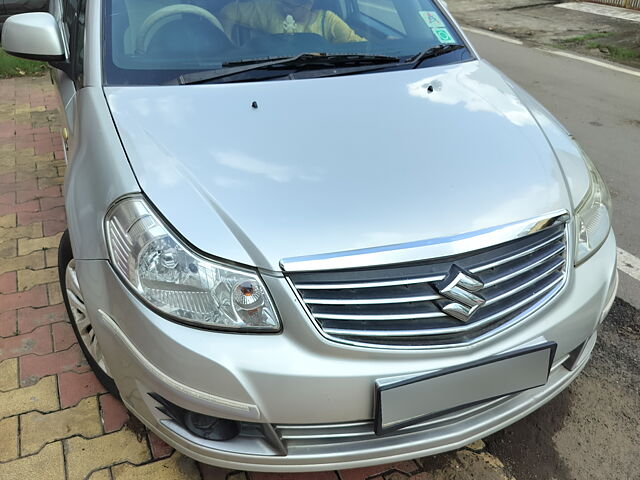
[435,265,485,322]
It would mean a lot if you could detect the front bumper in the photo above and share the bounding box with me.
[76,230,618,471]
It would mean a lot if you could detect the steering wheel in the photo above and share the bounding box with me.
[135,5,225,54]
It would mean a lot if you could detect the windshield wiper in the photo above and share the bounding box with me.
[178,53,401,85]
[407,44,466,68]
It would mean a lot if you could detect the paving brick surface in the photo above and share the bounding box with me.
[0,415,19,462]
[100,393,129,433]
[20,396,102,455]
[0,357,19,390]
[58,370,106,408]
[65,429,151,480]
[0,75,517,480]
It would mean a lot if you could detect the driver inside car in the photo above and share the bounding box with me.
[220,0,366,43]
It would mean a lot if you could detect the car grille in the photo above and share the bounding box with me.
[286,222,567,348]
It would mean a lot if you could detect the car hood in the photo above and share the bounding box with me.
[104,60,572,271]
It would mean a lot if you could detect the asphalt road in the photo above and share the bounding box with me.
[465,31,640,308]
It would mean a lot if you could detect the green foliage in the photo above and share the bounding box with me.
[557,32,613,44]
[0,49,47,78]
[553,31,638,62]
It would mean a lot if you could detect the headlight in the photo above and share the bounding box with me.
[105,197,280,331]
[574,149,612,266]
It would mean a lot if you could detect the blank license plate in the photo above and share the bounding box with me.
[375,342,556,435]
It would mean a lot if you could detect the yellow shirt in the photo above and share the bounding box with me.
[221,0,366,43]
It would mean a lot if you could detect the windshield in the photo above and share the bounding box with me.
[103,0,471,85]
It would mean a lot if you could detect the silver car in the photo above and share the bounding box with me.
[1,0,618,472]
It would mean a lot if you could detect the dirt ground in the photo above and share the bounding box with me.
[448,0,640,69]
[483,298,640,480]
[415,298,640,480]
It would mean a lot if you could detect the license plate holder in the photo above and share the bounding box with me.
[374,342,556,435]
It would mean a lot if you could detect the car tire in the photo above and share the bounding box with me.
[58,229,119,396]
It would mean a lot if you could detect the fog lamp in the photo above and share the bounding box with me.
[183,411,240,441]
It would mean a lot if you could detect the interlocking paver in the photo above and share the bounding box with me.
[20,396,102,455]
[0,441,65,480]
[47,281,64,305]
[148,431,175,459]
[0,375,59,419]
[45,247,59,267]
[0,415,19,462]
[0,239,18,259]
[17,205,65,226]
[59,370,106,408]
[0,284,49,313]
[52,321,76,351]
[0,324,52,361]
[100,393,130,433]
[0,358,19,391]
[65,428,152,480]
[0,271,17,293]
[87,470,112,480]
[17,266,58,291]
[17,304,67,333]
[16,184,61,204]
[17,232,63,256]
[20,343,89,386]
[43,218,67,236]
[0,249,45,276]
[0,311,17,337]
[0,212,17,228]
[112,452,202,480]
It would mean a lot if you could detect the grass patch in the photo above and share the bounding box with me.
[557,32,613,45]
[587,44,639,60]
[0,49,47,78]
[552,32,639,62]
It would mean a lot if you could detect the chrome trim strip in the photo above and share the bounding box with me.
[281,211,569,272]
[471,231,565,273]
[304,294,443,306]
[482,244,565,288]
[279,421,372,431]
[281,431,372,441]
[484,259,565,306]
[323,276,564,338]
[295,275,445,290]
[315,311,447,321]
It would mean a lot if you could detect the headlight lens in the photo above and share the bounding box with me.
[574,149,612,265]
[105,197,280,331]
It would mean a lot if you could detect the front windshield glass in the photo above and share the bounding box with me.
[103,0,471,85]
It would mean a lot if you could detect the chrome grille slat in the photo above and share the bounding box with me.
[484,258,565,306]
[471,231,565,273]
[481,244,566,288]
[295,275,445,290]
[304,293,443,306]
[314,311,448,321]
[287,222,568,348]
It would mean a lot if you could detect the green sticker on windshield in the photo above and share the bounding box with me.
[432,27,456,44]
[419,11,445,28]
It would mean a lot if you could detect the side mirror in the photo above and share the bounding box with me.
[1,12,66,62]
